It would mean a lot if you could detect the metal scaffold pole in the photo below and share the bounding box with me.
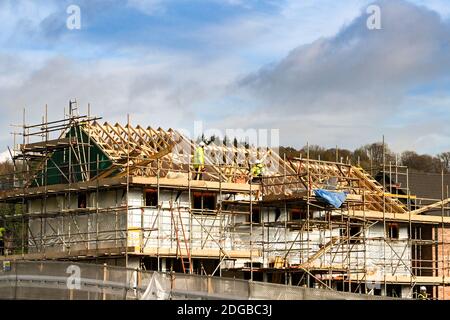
[3,104,450,299]
[125,114,130,268]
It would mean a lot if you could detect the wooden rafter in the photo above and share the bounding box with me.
[81,122,408,214]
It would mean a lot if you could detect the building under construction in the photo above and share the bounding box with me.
[1,104,450,300]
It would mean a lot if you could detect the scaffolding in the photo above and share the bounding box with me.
[1,104,450,299]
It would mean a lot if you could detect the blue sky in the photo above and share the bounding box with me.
[1,0,450,159]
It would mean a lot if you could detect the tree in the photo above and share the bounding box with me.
[0,160,25,254]
[0,160,14,175]
[279,146,300,159]
[298,145,325,160]
[222,135,229,147]
[352,147,371,167]
[438,152,450,173]
[401,151,444,173]
[356,142,395,170]
[208,134,217,145]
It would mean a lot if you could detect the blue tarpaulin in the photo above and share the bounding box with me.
[314,189,347,208]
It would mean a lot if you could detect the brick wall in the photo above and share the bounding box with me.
[434,227,450,300]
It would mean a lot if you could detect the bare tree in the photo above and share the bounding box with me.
[356,142,395,170]
[438,152,450,173]
[401,151,444,173]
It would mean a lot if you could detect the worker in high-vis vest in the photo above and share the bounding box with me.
[250,159,264,182]
[0,227,5,256]
[418,286,428,300]
[193,141,206,180]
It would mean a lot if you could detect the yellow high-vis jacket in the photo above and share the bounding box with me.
[251,163,264,177]
[193,147,205,169]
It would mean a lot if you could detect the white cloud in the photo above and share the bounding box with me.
[0,151,10,163]
[0,0,60,46]
[0,49,243,148]
[1,0,450,156]
[193,0,373,66]
[126,0,165,15]
[231,0,450,154]
[410,0,450,18]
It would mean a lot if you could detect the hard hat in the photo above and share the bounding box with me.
[255,159,261,164]
[420,286,426,291]
[199,141,206,147]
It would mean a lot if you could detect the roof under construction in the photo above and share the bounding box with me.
[1,108,450,300]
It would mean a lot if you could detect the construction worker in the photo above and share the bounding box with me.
[250,159,264,183]
[0,226,5,256]
[418,286,428,300]
[193,141,206,180]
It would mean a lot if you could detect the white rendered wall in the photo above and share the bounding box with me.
[27,189,126,253]
[26,188,412,279]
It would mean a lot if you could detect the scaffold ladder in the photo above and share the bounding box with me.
[170,203,193,274]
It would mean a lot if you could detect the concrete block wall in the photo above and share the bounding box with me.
[27,189,127,253]
[24,188,412,283]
